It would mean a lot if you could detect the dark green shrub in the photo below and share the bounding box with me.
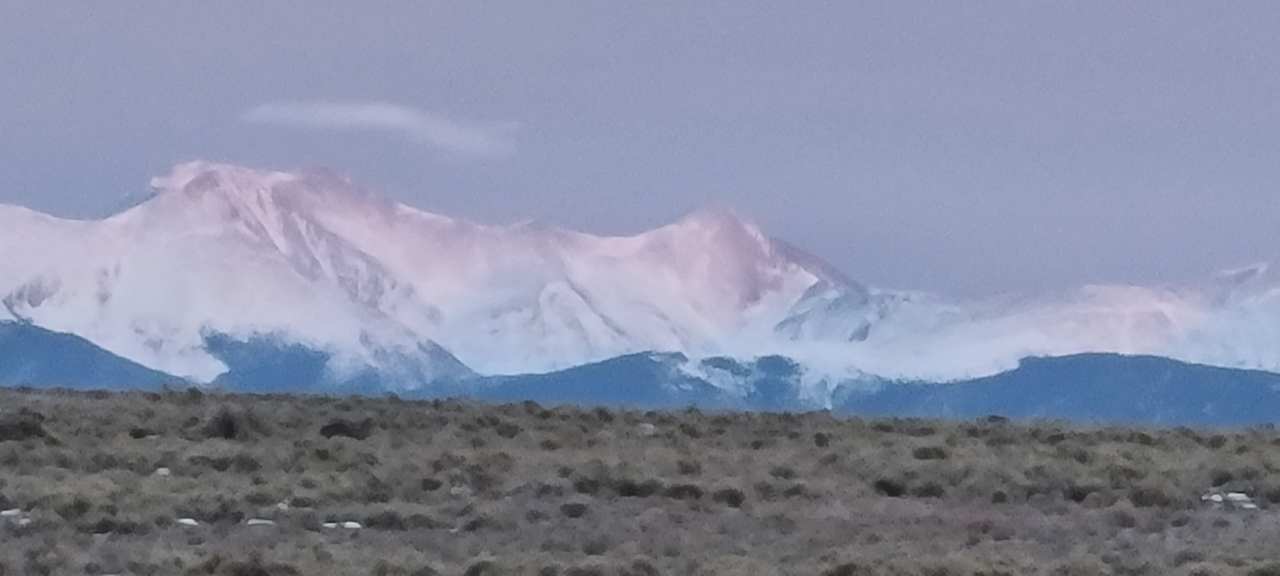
[874,478,906,498]
[421,477,443,492]
[712,487,745,508]
[619,559,660,576]
[822,563,875,576]
[663,484,704,500]
[1173,550,1206,567]
[769,465,797,480]
[1129,485,1174,508]
[614,478,663,498]
[582,536,610,556]
[365,510,407,531]
[574,477,602,495]
[912,446,948,460]
[1248,564,1280,576]
[565,566,606,576]
[319,418,373,440]
[495,421,521,439]
[910,482,946,498]
[1063,483,1102,503]
[560,502,588,518]
[677,460,702,476]
[462,561,501,576]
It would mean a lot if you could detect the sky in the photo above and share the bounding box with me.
[2,2,1280,296]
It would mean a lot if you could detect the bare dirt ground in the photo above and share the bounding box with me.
[1,387,1280,575]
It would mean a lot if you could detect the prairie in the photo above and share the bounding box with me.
[1,387,1279,575]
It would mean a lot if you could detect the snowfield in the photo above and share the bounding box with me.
[2,161,1279,394]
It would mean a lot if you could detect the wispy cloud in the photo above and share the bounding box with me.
[242,101,518,158]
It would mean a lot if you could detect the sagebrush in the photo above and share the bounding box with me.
[1,387,1279,575]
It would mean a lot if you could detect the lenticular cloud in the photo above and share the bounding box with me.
[243,101,518,157]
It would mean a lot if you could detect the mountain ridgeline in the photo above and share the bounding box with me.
[4,318,1280,426]
[4,162,1280,425]
[0,321,175,390]
[836,354,1280,427]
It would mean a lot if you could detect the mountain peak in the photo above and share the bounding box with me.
[149,161,299,196]
[664,206,773,254]
[675,205,754,231]
[137,161,393,232]
[8,160,1280,396]
[147,161,372,203]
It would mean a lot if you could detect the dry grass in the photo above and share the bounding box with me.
[2,387,1280,575]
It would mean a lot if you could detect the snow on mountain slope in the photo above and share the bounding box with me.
[0,164,468,385]
[796,276,1280,388]
[286,165,818,367]
[3,160,1280,395]
[0,162,865,385]
[316,202,838,374]
[840,286,1208,382]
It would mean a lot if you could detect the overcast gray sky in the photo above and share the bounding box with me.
[3,2,1279,295]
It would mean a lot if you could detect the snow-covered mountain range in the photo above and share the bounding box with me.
[3,161,1280,401]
